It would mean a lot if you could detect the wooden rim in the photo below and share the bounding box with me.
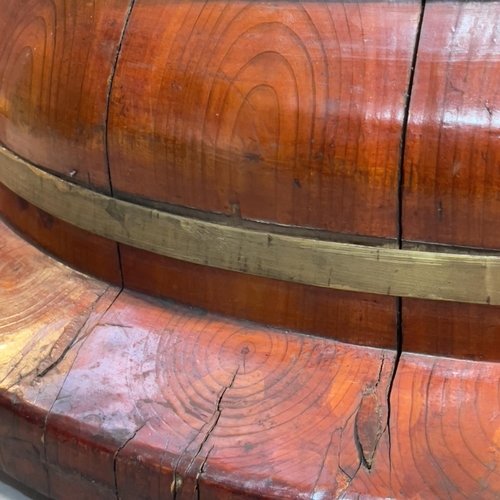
[1,145,500,306]
[2,217,500,500]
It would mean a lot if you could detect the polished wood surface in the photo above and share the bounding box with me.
[402,298,500,361]
[401,3,500,362]
[1,0,500,363]
[0,143,397,349]
[351,352,500,499]
[2,220,500,499]
[53,292,395,500]
[0,0,133,191]
[403,2,500,249]
[0,183,121,285]
[3,0,500,498]
[108,0,420,237]
[120,245,396,348]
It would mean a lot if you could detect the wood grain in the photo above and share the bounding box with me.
[105,292,394,500]
[0,183,121,285]
[39,289,396,500]
[5,147,500,307]
[2,220,500,499]
[108,0,420,237]
[400,2,500,363]
[0,0,133,191]
[120,244,396,348]
[402,298,500,361]
[403,2,500,249]
[385,353,500,500]
[0,219,118,497]
[339,352,500,499]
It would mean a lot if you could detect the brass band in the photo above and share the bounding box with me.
[1,145,499,305]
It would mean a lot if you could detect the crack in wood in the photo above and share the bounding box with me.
[41,288,124,471]
[387,0,427,485]
[354,354,389,471]
[335,408,362,497]
[113,420,149,500]
[1,285,116,393]
[39,286,124,381]
[35,291,110,380]
[193,445,213,500]
[171,368,239,499]
[354,390,384,471]
[104,0,138,197]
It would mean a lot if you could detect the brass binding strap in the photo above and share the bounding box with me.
[1,145,499,306]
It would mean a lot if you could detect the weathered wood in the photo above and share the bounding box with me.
[384,353,500,500]
[4,147,500,307]
[2,1,500,497]
[341,352,500,499]
[2,220,500,499]
[108,0,420,237]
[49,292,395,500]
[0,0,134,191]
[0,219,119,497]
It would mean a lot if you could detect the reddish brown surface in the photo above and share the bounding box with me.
[120,244,397,349]
[403,2,500,249]
[2,0,500,366]
[398,3,500,362]
[402,298,500,362]
[0,184,121,285]
[46,292,393,500]
[0,219,119,497]
[0,0,133,191]
[2,221,500,499]
[3,4,500,496]
[108,0,420,237]
[346,353,500,500]
[0,180,397,348]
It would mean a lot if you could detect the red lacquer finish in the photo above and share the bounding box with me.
[108,0,420,237]
[120,244,397,349]
[2,221,500,499]
[399,3,500,362]
[0,184,122,285]
[0,0,133,191]
[2,1,500,497]
[403,2,500,249]
[0,220,118,497]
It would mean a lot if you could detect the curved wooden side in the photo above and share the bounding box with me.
[0,219,119,497]
[108,0,420,237]
[0,148,397,350]
[0,181,395,348]
[348,352,500,500]
[8,147,500,359]
[1,219,500,499]
[401,2,500,362]
[402,297,500,361]
[403,1,500,249]
[0,183,122,285]
[0,0,134,191]
[120,244,396,349]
